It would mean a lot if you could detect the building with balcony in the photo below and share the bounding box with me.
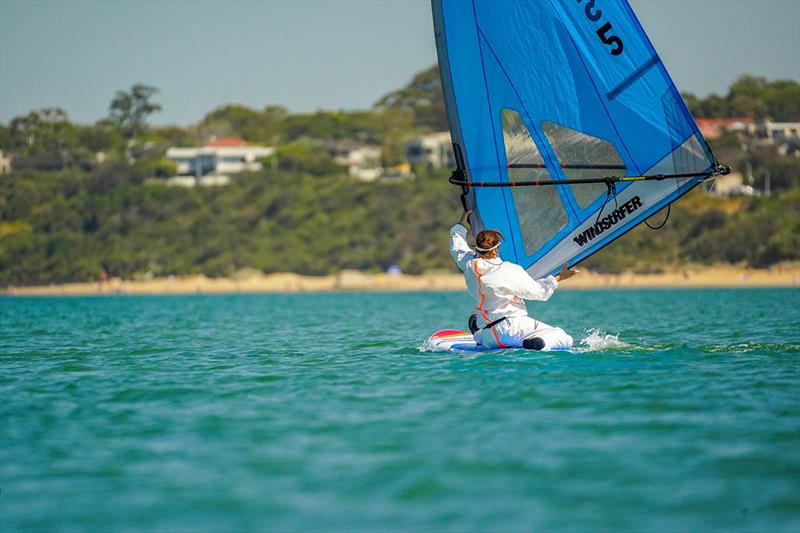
[165,137,274,185]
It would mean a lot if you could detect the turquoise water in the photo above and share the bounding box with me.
[2,289,799,532]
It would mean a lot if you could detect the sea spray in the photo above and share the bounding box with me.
[577,328,630,352]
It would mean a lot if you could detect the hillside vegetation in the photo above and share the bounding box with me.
[1,71,799,284]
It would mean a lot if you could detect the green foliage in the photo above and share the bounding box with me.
[583,189,800,273]
[109,84,162,138]
[375,65,448,131]
[7,108,76,158]
[194,104,417,151]
[0,165,464,283]
[274,138,339,176]
[747,144,800,192]
[76,120,126,157]
[683,75,800,120]
[136,156,178,179]
[2,71,799,285]
[197,104,288,143]
[2,162,798,285]
[149,125,196,148]
[0,124,9,149]
[682,192,800,267]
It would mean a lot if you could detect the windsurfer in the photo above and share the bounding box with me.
[450,209,577,350]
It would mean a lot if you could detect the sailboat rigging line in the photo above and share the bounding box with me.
[645,204,671,230]
[595,179,620,225]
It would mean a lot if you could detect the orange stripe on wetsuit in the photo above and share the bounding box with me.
[471,260,509,348]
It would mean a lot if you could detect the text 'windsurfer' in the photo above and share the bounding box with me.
[573,196,643,247]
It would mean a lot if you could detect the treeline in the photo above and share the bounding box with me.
[682,75,800,121]
[583,190,800,273]
[1,70,799,284]
[0,70,444,176]
[2,71,797,177]
[0,165,461,283]
[1,163,798,284]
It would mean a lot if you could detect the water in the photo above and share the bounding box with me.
[2,289,799,532]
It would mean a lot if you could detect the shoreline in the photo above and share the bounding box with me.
[3,266,799,296]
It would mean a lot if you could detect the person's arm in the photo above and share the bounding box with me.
[449,210,475,272]
[508,262,577,301]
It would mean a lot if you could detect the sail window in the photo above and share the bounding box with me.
[501,109,568,255]
[541,122,627,210]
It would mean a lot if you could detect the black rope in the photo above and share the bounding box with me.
[595,178,619,225]
[644,204,671,230]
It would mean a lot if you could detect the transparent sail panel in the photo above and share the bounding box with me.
[501,109,568,255]
[661,90,714,183]
[646,134,713,188]
[542,121,627,210]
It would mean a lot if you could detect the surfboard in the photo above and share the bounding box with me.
[427,329,573,353]
[427,329,500,353]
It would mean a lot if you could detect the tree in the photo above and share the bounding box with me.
[728,75,768,99]
[109,84,162,138]
[761,79,800,121]
[0,124,10,149]
[6,108,79,169]
[374,65,448,130]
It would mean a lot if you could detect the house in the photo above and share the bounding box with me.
[753,121,800,145]
[165,136,274,185]
[696,118,800,148]
[695,118,754,140]
[406,131,455,169]
[326,139,383,181]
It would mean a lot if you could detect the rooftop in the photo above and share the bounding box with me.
[206,136,250,147]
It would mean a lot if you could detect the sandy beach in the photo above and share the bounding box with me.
[4,264,798,296]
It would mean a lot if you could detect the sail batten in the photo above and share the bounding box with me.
[433,0,722,277]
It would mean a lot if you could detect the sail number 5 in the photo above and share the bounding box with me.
[576,0,624,56]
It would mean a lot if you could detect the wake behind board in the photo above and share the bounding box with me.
[427,329,573,353]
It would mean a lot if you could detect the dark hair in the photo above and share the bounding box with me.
[476,230,503,257]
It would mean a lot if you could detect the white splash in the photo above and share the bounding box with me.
[417,341,436,353]
[577,328,630,352]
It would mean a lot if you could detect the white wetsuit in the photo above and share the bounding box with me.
[449,224,573,350]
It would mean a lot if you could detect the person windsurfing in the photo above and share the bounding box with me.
[450,209,577,351]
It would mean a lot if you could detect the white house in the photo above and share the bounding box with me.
[326,140,383,181]
[754,122,800,145]
[406,131,455,169]
[165,137,274,184]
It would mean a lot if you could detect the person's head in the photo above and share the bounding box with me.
[476,229,503,259]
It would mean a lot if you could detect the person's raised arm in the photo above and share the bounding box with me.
[449,209,475,272]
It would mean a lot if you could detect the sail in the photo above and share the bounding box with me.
[433,0,719,278]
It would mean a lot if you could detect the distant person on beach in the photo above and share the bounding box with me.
[449,209,576,350]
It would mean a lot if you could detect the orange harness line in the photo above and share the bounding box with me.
[471,261,509,349]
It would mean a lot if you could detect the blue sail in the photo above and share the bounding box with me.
[433,0,719,278]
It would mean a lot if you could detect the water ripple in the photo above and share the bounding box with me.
[1,289,799,532]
